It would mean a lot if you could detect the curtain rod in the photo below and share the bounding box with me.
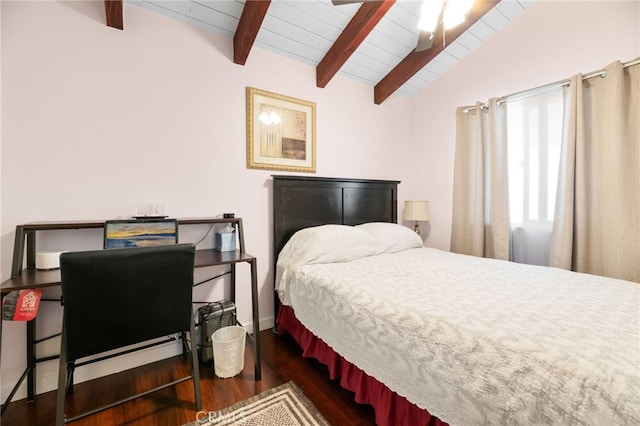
[464,57,640,113]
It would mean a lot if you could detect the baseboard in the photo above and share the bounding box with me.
[2,339,183,405]
[2,316,275,405]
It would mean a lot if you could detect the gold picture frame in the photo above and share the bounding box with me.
[246,87,316,173]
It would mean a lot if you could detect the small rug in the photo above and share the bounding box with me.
[186,381,330,426]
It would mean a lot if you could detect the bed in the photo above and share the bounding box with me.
[272,175,640,426]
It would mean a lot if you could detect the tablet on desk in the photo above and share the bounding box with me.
[103,218,178,249]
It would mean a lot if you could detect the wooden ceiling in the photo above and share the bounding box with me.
[103,0,521,104]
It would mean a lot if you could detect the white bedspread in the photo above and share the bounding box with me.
[278,247,640,425]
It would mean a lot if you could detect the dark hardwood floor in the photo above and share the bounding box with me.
[2,329,376,426]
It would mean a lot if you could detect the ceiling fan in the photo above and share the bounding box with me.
[331,0,475,52]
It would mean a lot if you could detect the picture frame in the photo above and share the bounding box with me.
[246,87,316,173]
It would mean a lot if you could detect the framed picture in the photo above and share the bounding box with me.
[246,87,316,173]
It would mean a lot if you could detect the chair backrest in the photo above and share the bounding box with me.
[59,244,195,361]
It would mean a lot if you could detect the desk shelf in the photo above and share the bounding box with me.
[1,217,261,415]
[2,249,256,295]
[5,217,252,284]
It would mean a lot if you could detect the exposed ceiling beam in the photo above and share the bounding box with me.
[374,0,500,105]
[104,0,123,30]
[317,0,396,88]
[234,0,272,66]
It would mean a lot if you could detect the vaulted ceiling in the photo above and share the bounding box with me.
[104,0,533,104]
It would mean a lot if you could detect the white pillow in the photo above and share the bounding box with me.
[279,224,381,265]
[357,222,423,253]
[276,224,382,305]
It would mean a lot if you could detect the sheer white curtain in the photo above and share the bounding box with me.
[507,89,565,265]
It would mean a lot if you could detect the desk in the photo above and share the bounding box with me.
[1,217,261,414]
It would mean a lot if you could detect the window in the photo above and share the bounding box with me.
[507,90,564,229]
[507,90,564,265]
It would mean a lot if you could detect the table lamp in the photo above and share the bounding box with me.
[403,200,430,235]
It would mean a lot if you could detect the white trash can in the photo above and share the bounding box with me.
[211,325,246,378]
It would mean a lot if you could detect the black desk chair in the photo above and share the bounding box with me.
[56,244,201,425]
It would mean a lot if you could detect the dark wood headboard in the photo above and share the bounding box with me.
[273,175,400,258]
[272,175,400,318]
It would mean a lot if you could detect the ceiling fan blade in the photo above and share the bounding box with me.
[416,31,435,52]
[416,0,446,52]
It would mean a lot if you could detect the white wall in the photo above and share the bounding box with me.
[0,1,412,401]
[410,0,640,250]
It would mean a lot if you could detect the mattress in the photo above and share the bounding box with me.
[276,226,640,425]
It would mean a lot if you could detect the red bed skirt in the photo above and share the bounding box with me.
[276,305,447,426]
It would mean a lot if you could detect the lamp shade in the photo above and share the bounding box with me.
[403,201,430,221]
